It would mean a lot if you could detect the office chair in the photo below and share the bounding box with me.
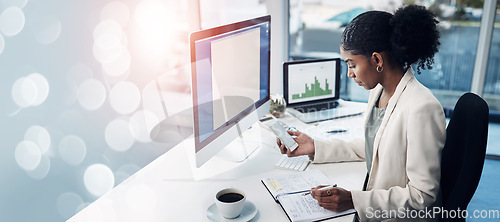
[440,92,489,221]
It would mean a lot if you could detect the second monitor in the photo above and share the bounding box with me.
[190,15,271,168]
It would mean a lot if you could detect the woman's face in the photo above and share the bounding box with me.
[340,48,380,90]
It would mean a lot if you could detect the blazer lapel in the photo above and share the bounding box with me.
[372,68,415,162]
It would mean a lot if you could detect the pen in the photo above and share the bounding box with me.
[326,129,347,134]
[303,184,337,196]
[275,189,310,199]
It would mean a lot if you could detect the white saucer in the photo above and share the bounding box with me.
[207,201,257,222]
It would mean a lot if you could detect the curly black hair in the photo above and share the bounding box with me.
[341,5,440,73]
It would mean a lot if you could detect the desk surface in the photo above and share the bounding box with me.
[70,107,367,222]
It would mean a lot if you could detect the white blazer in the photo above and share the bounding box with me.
[311,68,446,221]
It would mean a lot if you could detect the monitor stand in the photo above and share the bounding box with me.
[215,123,262,163]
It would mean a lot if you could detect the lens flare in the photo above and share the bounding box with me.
[101,1,130,27]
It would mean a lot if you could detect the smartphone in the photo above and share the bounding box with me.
[269,121,298,152]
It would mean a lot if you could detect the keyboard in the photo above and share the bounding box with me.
[275,155,310,171]
[294,101,339,113]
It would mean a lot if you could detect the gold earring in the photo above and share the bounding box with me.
[376,66,384,73]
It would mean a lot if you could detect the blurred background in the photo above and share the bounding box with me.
[0,0,498,221]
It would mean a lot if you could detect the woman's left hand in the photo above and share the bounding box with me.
[310,186,354,212]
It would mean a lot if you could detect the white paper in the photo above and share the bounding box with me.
[263,169,331,199]
[262,169,355,221]
[278,193,355,222]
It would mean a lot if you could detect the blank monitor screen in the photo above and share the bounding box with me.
[190,15,270,166]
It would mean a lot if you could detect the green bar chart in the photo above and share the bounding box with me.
[292,76,332,100]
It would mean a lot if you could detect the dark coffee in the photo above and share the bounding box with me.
[218,192,244,203]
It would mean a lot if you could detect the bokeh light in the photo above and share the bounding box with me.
[0,7,25,36]
[24,125,51,154]
[66,63,93,105]
[26,155,51,180]
[56,192,84,220]
[58,135,86,166]
[1,0,28,8]
[15,140,41,171]
[105,118,134,152]
[134,0,174,67]
[129,109,159,143]
[26,73,49,106]
[33,14,61,44]
[11,73,49,109]
[101,1,130,27]
[0,34,4,55]
[135,0,167,31]
[11,77,37,108]
[109,81,140,114]
[84,164,115,197]
[102,48,130,77]
[93,20,124,64]
[77,79,106,111]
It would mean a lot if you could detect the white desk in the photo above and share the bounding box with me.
[70,109,367,222]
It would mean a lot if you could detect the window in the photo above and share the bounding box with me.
[288,0,485,107]
[483,5,500,114]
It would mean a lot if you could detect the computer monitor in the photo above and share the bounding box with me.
[190,15,271,168]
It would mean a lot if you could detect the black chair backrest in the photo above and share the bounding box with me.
[440,92,489,213]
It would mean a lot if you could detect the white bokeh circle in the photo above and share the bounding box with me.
[58,135,86,166]
[0,7,25,36]
[105,118,134,152]
[2,0,28,8]
[57,192,84,220]
[26,73,49,106]
[24,125,51,154]
[12,77,37,108]
[84,164,115,197]
[66,63,92,105]
[101,1,130,27]
[26,155,51,180]
[15,140,41,171]
[33,15,61,44]
[0,34,4,55]
[109,81,140,114]
[102,49,130,77]
[129,110,159,143]
[77,79,106,111]
[93,20,123,64]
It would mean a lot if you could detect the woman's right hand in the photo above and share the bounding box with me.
[276,130,315,157]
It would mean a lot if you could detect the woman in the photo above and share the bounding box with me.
[277,5,446,221]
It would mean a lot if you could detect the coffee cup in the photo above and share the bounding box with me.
[215,188,246,219]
